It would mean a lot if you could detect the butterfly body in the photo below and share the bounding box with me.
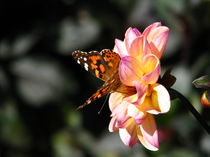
[72,49,136,109]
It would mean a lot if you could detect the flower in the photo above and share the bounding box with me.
[109,83,170,151]
[192,75,210,107]
[109,23,170,151]
[114,22,169,86]
[201,90,210,107]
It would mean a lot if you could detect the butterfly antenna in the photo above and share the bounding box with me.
[98,93,110,115]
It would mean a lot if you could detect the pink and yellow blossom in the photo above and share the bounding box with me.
[109,22,170,151]
[113,22,169,86]
[109,83,170,151]
[109,92,159,150]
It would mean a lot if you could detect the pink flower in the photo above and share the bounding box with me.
[108,93,158,150]
[114,22,169,86]
[108,23,170,151]
[109,83,170,151]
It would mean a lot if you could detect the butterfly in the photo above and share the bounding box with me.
[72,49,136,109]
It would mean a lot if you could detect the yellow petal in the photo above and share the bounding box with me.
[119,56,143,86]
[142,54,160,84]
[141,84,170,114]
[151,83,170,114]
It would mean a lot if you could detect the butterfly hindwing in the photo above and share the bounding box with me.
[76,70,120,109]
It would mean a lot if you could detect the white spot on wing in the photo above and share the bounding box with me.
[77,60,80,64]
[84,63,88,71]
[84,57,87,61]
[87,99,91,104]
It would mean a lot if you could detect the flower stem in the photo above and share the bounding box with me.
[168,88,210,134]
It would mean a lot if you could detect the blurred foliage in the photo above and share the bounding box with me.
[0,0,210,157]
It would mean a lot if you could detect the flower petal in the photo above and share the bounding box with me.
[133,81,147,105]
[141,54,160,84]
[138,114,159,151]
[147,27,169,58]
[124,93,138,103]
[142,22,161,37]
[137,128,159,151]
[113,101,130,127]
[149,84,170,114]
[114,39,128,57]
[109,92,124,111]
[201,90,210,107]
[140,84,170,114]
[119,119,139,147]
[119,56,143,86]
[109,117,119,132]
[127,104,147,125]
[147,26,169,43]
[128,36,144,58]
[125,27,141,51]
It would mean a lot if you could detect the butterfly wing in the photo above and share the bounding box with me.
[72,49,121,109]
[100,49,121,79]
[72,49,120,81]
[76,70,120,109]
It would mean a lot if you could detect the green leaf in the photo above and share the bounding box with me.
[192,75,210,89]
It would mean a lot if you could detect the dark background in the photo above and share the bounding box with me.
[0,0,210,157]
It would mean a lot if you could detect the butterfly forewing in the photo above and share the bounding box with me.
[72,49,120,81]
[101,49,121,78]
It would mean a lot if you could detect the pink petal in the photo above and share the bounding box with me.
[113,45,119,54]
[147,26,169,43]
[138,114,159,151]
[143,38,153,57]
[113,101,130,127]
[133,81,147,105]
[148,42,160,59]
[137,128,159,151]
[119,119,139,147]
[109,117,119,132]
[142,22,161,37]
[128,36,144,58]
[147,27,169,58]
[119,56,143,86]
[141,54,160,84]
[124,93,138,103]
[125,27,141,51]
[109,92,124,111]
[147,84,170,114]
[114,39,128,57]
[132,28,142,36]
[127,104,147,125]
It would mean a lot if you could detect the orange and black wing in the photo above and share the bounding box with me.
[72,49,120,81]
[72,49,121,109]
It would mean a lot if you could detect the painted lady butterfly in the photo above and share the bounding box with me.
[72,49,136,109]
